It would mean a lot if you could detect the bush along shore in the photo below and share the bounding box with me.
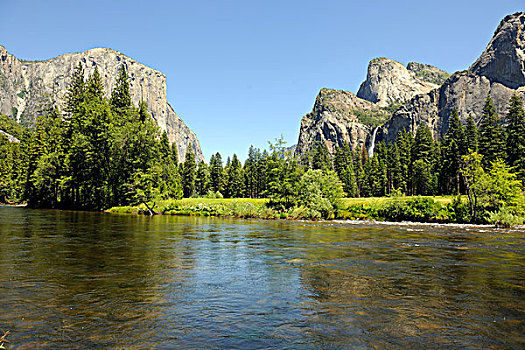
[106,194,525,228]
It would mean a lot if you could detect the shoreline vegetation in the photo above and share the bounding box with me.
[105,195,525,228]
[2,62,525,228]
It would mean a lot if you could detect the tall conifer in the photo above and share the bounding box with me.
[479,95,506,167]
[505,94,525,178]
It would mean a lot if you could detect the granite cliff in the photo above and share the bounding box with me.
[295,88,389,157]
[379,12,525,144]
[296,59,447,158]
[357,57,449,107]
[0,46,203,162]
[296,12,525,158]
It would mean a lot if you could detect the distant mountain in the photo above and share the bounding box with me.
[295,88,389,157]
[295,12,525,158]
[357,58,449,107]
[295,59,448,159]
[0,46,203,162]
[378,12,525,144]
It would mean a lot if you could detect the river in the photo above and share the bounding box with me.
[0,206,524,349]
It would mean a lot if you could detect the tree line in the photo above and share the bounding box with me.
[181,94,524,201]
[1,64,524,216]
[1,63,181,209]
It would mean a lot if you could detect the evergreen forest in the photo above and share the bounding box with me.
[1,64,524,224]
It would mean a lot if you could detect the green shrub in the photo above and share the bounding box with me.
[337,204,377,220]
[297,169,345,219]
[288,206,309,220]
[447,196,470,223]
[107,206,139,213]
[204,190,223,199]
[378,197,444,222]
[488,207,524,227]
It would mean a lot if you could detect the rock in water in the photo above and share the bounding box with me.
[0,46,203,162]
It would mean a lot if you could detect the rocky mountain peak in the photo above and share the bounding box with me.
[295,88,389,158]
[380,12,525,145]
[469,12,525,89]
[356,57,449,107]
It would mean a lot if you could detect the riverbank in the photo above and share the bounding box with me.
[106,195,524,227]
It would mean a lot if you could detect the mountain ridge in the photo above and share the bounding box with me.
[295,12,525,158]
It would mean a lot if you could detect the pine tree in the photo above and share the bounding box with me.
[138,100,149,123]
[465,114,479,153]
[244,145,257,198]
[86,66,105,101]
[413,159,432,195]
[209,152,224,194]
[110,65,132,114]
[25,107,66,208]
[64,62,86,117]
[479,95,506,167]
[158,132,182,199]
[396,130,414,195]
[413,124,434,162]
[387,142,402,194]
[369,156,386,197]
[412,125,435,195]
[182,150,196,197]
[441,108,466,194]
[311,142,331,171]
[333,144,357,197]
[195,161,210,196]
[505,94,525,179]
[360,158,372,197]
[171,142,179,165]
[225,154,244,198]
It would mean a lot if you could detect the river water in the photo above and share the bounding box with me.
[0,207,524,349]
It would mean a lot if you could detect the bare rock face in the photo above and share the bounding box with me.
[295,88,389,158]
[0,45,203,162]
[470,12,525,89]
[296,58,449,158]
[356,57,449,107]
[297,12,525,157]
[380,12,525,144]
[380,72,519,143]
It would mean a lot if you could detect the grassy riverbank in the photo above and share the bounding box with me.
[106,195,525,226]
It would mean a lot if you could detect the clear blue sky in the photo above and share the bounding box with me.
[1,0,523,161]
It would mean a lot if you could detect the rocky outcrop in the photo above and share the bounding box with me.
[296,59,448,158]
[298,12,525,157]
[380,12,525,143]
[0,45,203,162]
[356,57,449,107]
[406,62,450,86]
[295,88,389,158]
[469,12,525,89]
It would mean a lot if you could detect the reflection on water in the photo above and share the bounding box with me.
[0,207,524,349]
